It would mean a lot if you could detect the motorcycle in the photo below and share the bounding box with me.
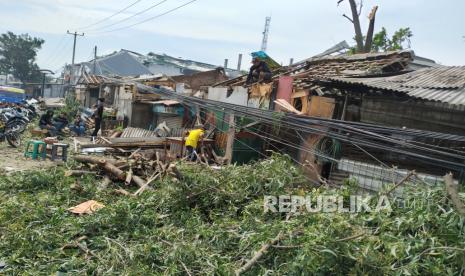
[0,117,21,147]
[0,108,29,133]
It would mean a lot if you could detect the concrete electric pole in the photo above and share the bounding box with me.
[67,31,85,66]
[66,31,84,84]
[93,46,98,74]
[261,17,271,52]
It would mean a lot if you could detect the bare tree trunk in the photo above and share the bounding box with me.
[364,6,379,52]
[348,0,364,52]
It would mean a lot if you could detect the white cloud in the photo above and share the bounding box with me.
[1,0,464,68]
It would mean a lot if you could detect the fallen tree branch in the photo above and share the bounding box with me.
[74,155,150,189]
[114,188,134,197]
[61,238,102,261]
[384,171,415,196]
[134,173,160,196]
[235,232,284,275]
[444,173,465,216]
[335,232,366,242]
[64,170,97,177]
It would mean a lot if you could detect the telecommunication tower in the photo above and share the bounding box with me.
[261,17,271,52]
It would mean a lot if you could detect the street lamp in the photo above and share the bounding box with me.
[37,69,54,98]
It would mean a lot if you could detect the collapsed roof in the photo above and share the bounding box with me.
[215,50,465,105]
[322,66,465,105]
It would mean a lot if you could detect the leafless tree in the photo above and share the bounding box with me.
[338,0,378,53]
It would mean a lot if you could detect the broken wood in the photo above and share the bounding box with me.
[235,232,284,275]
[364,6,379,52]
[110,131,122,138]
[98,159,126,181]
[98,176,112,191]
[444,173,465,216]
[75,155,125,181]
[125,168,133,185]
[134,173,160,196]
[384,171,415,196]
[225,113,235,165]
[64,170,97,177]
[114,188,134,197]
[128,148,142,159]
[80,141,165,149]
[167,164,183,180]
[132,175,148,189]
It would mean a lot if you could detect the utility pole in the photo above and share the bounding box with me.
[261,16,271,52]
[66,31,84,84]
[67,31,85,66]
[93,46,98,74]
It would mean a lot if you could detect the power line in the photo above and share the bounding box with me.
[94,0,198,34]
[87,0,170,33]
[78,0,145,30]
[45,38,73,70]
[41,35,67,65]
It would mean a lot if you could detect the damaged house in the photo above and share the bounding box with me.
[209,50,465,189]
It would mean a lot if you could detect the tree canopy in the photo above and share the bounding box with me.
[372,27,413,52]
[0,31,44,83]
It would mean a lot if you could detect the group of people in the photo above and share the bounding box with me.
[39,97,104,138]
[39,110,85,137]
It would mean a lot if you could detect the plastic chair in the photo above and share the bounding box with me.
[51,143,69,162]
[24,140,47,160]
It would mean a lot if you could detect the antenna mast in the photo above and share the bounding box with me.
[261,16,271,52]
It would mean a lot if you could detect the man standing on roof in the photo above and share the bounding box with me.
[185,125,206,161]
[91,98,104,141]
[246,57,272,85]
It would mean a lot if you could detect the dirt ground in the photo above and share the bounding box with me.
[0,139,69,175]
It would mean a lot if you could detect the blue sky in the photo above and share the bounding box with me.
[1,0,464,74]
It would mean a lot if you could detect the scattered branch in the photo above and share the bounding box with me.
[235,232,284,275]
[383,171,415,196]
[444,173,465,216]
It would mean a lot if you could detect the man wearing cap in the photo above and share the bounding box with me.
[246,57,272,85]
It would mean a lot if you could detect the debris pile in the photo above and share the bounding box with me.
[0,154,464,274]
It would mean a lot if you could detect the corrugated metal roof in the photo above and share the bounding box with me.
[79,72,112,85]
[84,50,152,77]
[121,127,158,138]
[325,66,465,105]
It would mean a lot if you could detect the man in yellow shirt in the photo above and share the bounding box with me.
[185,125,206,161]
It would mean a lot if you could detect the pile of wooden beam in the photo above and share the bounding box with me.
[73,151,182,196]
[83,116,95,130]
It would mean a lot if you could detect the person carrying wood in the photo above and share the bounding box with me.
[245,57,272,85]
[185,125,206,161]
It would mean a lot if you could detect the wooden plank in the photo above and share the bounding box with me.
[224,113,235,164]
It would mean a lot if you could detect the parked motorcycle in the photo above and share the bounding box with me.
[0,117,21,147]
